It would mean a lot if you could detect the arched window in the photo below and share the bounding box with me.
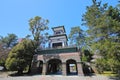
[47,59,62,75]
[66,59,78,75]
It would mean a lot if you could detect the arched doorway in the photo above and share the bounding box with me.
[47,59,62,75]
[37,60,43,74]
[66,59,78,75]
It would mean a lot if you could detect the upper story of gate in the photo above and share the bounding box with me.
[37,26,79,54]
[49,26,68,48]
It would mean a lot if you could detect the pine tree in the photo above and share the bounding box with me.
[83,0,120,73]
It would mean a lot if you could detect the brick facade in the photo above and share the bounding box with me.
[31,51,84,76]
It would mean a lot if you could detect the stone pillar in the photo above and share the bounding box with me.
[30,61,38,74]
[50,42,53,48]
[42,63,47,75]
[62,63,66,76]
[77,62,84,76]
[62,41,64,47]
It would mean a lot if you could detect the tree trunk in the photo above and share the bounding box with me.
[17,68,23,75]
[3,65,7,71]
[27,61,32,74]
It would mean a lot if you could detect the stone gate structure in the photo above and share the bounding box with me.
[31,26,84,76]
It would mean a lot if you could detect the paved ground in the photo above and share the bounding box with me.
[0,75,117,80]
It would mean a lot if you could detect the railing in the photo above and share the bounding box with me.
[37,46,78,54]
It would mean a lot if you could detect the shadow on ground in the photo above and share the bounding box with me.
[8,72,41,77]
[109,76,120,80]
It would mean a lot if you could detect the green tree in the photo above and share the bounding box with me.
[95,58,107,74]
[5,39,35,74]
[83,0,120,73]
[82,50,92,62]
[0,44,10,70]
[28,16,49,73]
[69,26,85,48]
[0,34,18,48]
[69,27,92,64]
[29,16,49,48]
[0,34,18,70]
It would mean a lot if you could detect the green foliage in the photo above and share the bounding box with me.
[0,58,5,66]
[82,50,92,62]
[83,0,120,74]
[81,56,88,62]
[107,58,120,73]
[29,16,49,48]
[0,34,18,48]
[5,39,35,73]
[69,26,85,48]
[95,58,107,74]
[0,45,8,70]
[0,34,17,70]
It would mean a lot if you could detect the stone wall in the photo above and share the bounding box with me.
[31,52,84,76]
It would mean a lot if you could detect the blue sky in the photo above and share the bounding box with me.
[0,0,119,38]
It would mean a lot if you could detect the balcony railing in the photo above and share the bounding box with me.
[37,46,78,54]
